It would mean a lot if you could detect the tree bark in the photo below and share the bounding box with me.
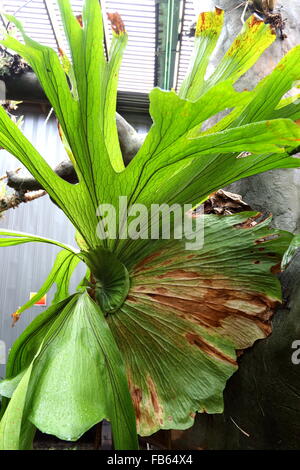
[205,0,300,232]
[175,0,300,451]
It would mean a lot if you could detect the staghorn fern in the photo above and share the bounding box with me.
[0,1,300,449]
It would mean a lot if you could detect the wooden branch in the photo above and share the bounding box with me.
[0,189,46,213]
[0,59,146,192]
[6,160,77,191]
[116,112,145,165]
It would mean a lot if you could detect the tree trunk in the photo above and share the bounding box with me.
[211,0,300,232]
[173,0,300,451]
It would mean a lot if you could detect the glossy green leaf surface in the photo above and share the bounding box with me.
[15,249,81,317]
[0,229,78,252]
[0,293,138,449]
[179,7,225,100]
[0,365,36,450]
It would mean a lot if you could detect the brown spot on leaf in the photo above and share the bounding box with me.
[255,234,279,244]
[234,39,241,49]
[57,123,64,142]
[156,269,201,280]
[127,375,164,432]
[128,377,143,422]
[107,12,125,34]
[131,277,277,338]
[195,9,223,37]
[11,311,20,327]
[215,7,223,16]
[134,251,163,272]
[186,333,237,366]
[147,376,160,414]
[249,14,264,28]
[132,286,147,292]
[234,213,261,229]
[76,14,83,28]
[155,287,168,294]
[161,259,175,266]
[271,263,282,274]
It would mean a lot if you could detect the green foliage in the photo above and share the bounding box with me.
[0,294,137,449]
[0,1,299,449]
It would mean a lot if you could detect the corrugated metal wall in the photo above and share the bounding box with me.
[0,104,151,377]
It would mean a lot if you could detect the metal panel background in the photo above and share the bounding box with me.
[0,104,151,377]
[2,0,157,94]
[1,0,199,93]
